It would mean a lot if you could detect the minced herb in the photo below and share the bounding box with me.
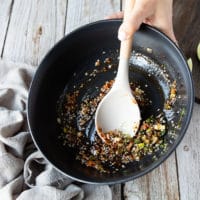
[57,79,169,173]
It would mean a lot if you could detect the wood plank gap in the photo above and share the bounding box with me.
[175,150,181,199]
[121,183,125,200]
[63,0,68,36]
[120,0,123,11]
[54,0,58,43]
[0,0,14,58]
[195,97,200,104]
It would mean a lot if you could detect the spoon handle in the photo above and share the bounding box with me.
[120,0,135,59]
[113,0,135,91]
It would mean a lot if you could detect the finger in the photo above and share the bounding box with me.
[118,0,157,41]
[118,11,144,41]
[118,0,154,41]
[104,11,124,20]
[150,0,177,44]
[150,15,177,44]
[163,29,178,45]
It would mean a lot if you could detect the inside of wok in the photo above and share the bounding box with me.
[28,20,193,184]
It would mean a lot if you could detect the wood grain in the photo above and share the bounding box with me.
[124,153,179,200]
[110,184,122,200]
[173,0,200,102]
[2,0,67,66]
[65,0,121,33]
[0,0,13,56]
[65,1,121,199]
[176,103,200,200]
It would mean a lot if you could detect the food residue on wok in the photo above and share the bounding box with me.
[57,55,178,173]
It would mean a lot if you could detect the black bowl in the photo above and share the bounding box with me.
[28,20,194,184]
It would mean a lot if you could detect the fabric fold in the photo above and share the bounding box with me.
[0,60,112,200]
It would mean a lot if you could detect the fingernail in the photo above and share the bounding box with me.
[118,31,127,41]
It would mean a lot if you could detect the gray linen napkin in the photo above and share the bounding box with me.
[0,60,112,200]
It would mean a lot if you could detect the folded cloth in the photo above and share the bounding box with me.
[0,60,112,200]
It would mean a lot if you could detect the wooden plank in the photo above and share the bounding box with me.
[176,103,200,200]
[65,0,121,34]
[0,0,13,56]
[65,1,121,199]
[173,0,200,102]
[110,184,122,200]
[124,153,179,200]
[2,0,67,66]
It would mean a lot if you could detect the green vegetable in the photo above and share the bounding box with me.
[197,42,200,61]
[138,143,145,149]
[187,58,193,71]
[134,138,141,144]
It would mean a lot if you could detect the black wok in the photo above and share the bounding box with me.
[28,20,194,184]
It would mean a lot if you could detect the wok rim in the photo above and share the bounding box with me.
[27,19,194,185]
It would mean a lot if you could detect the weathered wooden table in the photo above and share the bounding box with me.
[0,0,199,199]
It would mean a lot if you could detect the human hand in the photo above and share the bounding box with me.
[106,0,177,44]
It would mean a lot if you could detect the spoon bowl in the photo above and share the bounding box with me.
[95,58,141,140]
[95,87,141,140]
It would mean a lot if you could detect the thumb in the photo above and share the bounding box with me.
[118,10,144,41]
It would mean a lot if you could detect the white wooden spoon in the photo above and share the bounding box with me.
[95,0,141,142]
